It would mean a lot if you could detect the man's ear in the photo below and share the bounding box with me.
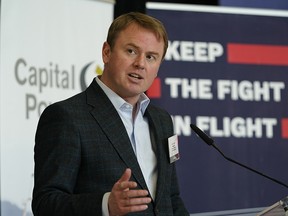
[102,42,111,64]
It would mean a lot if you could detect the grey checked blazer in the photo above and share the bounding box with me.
[32,79,189,216]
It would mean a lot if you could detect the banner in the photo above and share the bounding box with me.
[0,0,114,215]
[147,3,288,215]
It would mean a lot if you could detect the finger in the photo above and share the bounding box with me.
[125,196,152,206]
[122,190,148,200]
[121,189,151,208]
[117,169,137,190]
[118,203,149,215]
[119,168,131,183]
[125,189,149,199]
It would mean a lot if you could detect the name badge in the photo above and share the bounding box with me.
[168,135,180,163]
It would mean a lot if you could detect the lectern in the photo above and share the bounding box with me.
[257,196,288,216]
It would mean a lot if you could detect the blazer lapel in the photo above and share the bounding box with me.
[145,107,170,203]
[85,80,148,190]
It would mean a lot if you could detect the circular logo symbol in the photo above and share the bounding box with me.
[80,61,103,91]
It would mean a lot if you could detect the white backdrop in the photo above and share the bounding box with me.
[0,0,114,215]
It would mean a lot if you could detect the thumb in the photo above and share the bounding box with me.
[118,168,132,183]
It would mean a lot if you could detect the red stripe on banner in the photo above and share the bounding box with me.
[146,77,161,98]
[227,43,288,66]
[281,118,288,139]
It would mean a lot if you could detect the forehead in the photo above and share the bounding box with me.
[121,23,158,40]
[116,23,164,53]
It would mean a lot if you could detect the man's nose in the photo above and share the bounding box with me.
[133,54,145,70]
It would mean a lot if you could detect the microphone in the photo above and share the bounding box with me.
[190,123,288,189]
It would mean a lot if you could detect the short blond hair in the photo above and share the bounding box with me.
[106,12,168,59]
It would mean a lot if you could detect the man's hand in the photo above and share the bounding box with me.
[108,168,152,216]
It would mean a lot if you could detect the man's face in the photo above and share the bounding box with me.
[101,23,164,104]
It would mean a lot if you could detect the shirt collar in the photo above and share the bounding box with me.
[95,76,150,115]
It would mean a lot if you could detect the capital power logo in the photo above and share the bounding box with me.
[13,57,103,119]
[80,61,103,91]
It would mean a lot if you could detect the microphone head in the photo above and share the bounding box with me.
[190,124,214,146]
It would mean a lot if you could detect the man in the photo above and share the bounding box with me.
[32,12,189,216]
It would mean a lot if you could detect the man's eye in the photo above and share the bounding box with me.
[127,49,136,54]
[147,55,156,61]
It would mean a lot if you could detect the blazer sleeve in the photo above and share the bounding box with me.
[32,101,104,216]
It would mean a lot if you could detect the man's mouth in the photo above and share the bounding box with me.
[129,73,142,79]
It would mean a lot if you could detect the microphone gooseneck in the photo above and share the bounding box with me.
[190,123,288,189]
[190,123,214,146]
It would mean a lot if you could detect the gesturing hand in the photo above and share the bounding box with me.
[108,168,152,216]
